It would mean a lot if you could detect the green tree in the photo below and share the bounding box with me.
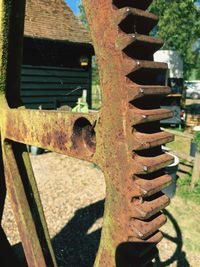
[78,2,89,30]
[150,0,200,78]
[79,0,200,79]
[78,1,100,84]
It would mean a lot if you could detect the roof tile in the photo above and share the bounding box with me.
[24,0,91,44]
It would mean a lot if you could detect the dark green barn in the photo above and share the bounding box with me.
[21,0,93,110]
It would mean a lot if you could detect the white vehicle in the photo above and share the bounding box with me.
[185,80,200,99]
[154,50,185,127]
[154,50,184,93]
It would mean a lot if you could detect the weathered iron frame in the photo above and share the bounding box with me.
[0,1,174,266]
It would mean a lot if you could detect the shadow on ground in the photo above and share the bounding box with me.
[154,209,190,267]
[52,199,104,267]
[11,200,191,266]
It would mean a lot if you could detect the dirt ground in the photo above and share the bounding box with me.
[2,152,200,266]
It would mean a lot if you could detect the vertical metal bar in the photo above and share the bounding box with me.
[3,141,57,267]
[0,1,57,266]
[0,1,23,263]
[0,138,21,267]
[0,0,25,106]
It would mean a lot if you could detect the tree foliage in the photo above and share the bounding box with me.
[78,3,89,30]
[79,0,200,79]
[78,2,99,84]
[149,0,200,78]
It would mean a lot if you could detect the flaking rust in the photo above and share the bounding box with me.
[83,1,174,266]
[0,0,174,266]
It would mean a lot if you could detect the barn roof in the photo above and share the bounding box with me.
[24,0,91,44]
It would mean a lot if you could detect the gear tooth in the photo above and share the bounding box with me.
[131,194,170,220]
[130,213,167,239]
[123,56,168,82]
[129,231,163,244]
[129,131,174,151]
[131,174,172,198]
[132,153,174,175]
[115,7,158,35]
[121,55,168,82]
[116,32,164,60]
[127,85,171,101]
[129,107,173,125]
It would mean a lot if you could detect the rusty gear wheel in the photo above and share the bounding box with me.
[82,1,174,266]
[0,0,174,267]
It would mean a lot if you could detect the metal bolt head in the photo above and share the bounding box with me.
[144,166,148,172]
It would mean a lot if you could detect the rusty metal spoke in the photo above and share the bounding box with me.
[0,137,21,267]
[2,141,57,267]
[3,108,98,160]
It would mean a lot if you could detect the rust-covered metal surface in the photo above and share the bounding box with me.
[0,0,174,266]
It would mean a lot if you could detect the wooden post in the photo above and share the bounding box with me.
[191,152,200,189]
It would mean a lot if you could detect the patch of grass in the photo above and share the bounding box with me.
[169,127,184,133]
[177,172,200,205]
[166,135,190,157]
[163,195,200,255]
[167,130,200,204]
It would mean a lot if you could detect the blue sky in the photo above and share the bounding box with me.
[65,0,80,15]
[66,0,200,14]
[66,0,200,15]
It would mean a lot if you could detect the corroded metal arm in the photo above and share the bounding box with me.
[83,1,174,266]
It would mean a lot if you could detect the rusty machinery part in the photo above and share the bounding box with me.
[83,0,174,266]
[0,1,174,267]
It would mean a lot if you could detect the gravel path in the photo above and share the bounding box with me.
[1,152,200,266]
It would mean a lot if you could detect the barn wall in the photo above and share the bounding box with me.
[21,37,93,109]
